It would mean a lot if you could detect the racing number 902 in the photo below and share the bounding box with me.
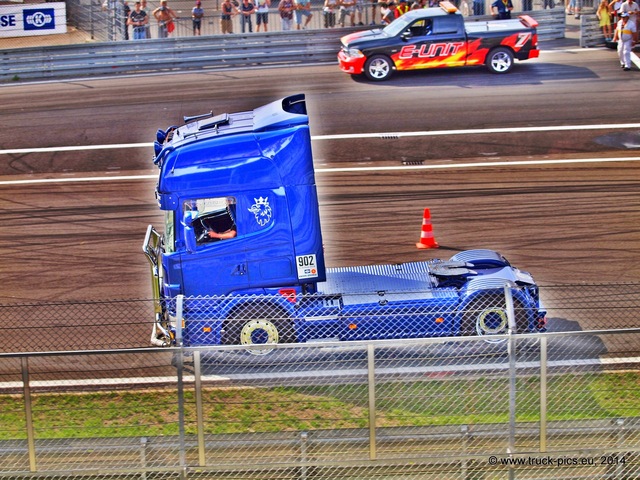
[297,255,316,267]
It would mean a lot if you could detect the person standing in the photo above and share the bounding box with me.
[240,0,257,32]
[256,0,270,31]
[597,0,613,40]
[613,12,636,69]
[491,0,513,19]
[339,0,357,26]
[153,0,179,38]
[140,0,151,37]
[473,0,486,15]
[395,0,410,16]
[323,0,338,26]
[295,0,313,29]
[192,0,204,35]
[279,0,295,30]
[128,1,148,39]
[618,0,639,42]
[220,0,239,33]
[380,1,396,24]
[609,0,622,28]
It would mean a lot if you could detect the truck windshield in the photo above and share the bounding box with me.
[164,210,175,253]
[383,15,415,37]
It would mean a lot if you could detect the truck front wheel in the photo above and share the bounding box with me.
[486,47,514,74]
[364,55,394,81]
[223,306,295,354]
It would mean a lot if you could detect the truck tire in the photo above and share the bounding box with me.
[223,305,295,354]
[486,47,514,74]
[364,55,394,81]
[462,294,527,342]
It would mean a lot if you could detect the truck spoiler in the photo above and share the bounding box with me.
[518,15,539,29]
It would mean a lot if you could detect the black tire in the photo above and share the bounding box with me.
[462,295,527,342]
[364,55,394,81]
[485,47,514,74]
[222,305,295,354]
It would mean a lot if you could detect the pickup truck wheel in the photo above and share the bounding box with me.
[364,55,394,81]
[463,296,527,342]
[486,47,514,74]
[223,306,295,354]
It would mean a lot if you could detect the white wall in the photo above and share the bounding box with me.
[0,2,67,38]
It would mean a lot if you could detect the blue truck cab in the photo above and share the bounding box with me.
[144,94,546,349]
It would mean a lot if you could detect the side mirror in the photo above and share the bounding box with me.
[401,30,412,40]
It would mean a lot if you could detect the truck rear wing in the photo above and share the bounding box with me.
[518,15,539,29]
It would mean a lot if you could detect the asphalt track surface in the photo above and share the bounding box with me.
[0,46,639,359]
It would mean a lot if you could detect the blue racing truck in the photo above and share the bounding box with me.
[143,94,546,349]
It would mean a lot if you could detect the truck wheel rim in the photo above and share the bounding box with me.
[369,59,389,79]
[476,307,508,340]
[491,53,511,72]
[240,320,279,355]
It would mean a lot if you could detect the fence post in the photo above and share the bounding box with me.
[367,343,377,461]
[194,350,206,466]
[21,357,37,472]
[539,335,547,453]
[460,425,469,478]
[504,286,517,480]
[300,431,308,480]
[614,418,626,478]
[175,295,187,476]
[139,437,148,480]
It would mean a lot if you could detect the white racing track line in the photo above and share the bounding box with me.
[2,123,640,156]
[1,156,640,186]
[0,122,640,185]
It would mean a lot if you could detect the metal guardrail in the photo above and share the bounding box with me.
[0,28,344,82]
[579,8,609,48]
[0,9,566,82]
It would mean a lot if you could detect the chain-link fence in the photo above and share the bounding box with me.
[0,284,639,479]
[1,330,639,479]
[1,284,639,353]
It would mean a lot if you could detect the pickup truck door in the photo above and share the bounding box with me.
[393,16,468,70]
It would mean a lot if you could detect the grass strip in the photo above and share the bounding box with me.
[0,371,638,439]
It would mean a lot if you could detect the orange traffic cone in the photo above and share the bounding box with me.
[416,208,439,249]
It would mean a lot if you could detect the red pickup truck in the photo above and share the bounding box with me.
[338,2,539,81]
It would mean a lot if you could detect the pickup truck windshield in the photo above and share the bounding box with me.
[383,15,415,37]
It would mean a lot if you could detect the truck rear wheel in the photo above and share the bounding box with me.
[486,47,514,74]
[364,55,394,81]
[223,306,295,354]
[462,295,527,342]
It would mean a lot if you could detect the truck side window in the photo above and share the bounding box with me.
[433,16,460,35]
[409,19,432,37]
[185,197,238,245]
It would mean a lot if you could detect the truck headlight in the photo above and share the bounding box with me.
[344,47,364,58]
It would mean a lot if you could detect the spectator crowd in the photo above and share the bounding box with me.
[109,0,518,38]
